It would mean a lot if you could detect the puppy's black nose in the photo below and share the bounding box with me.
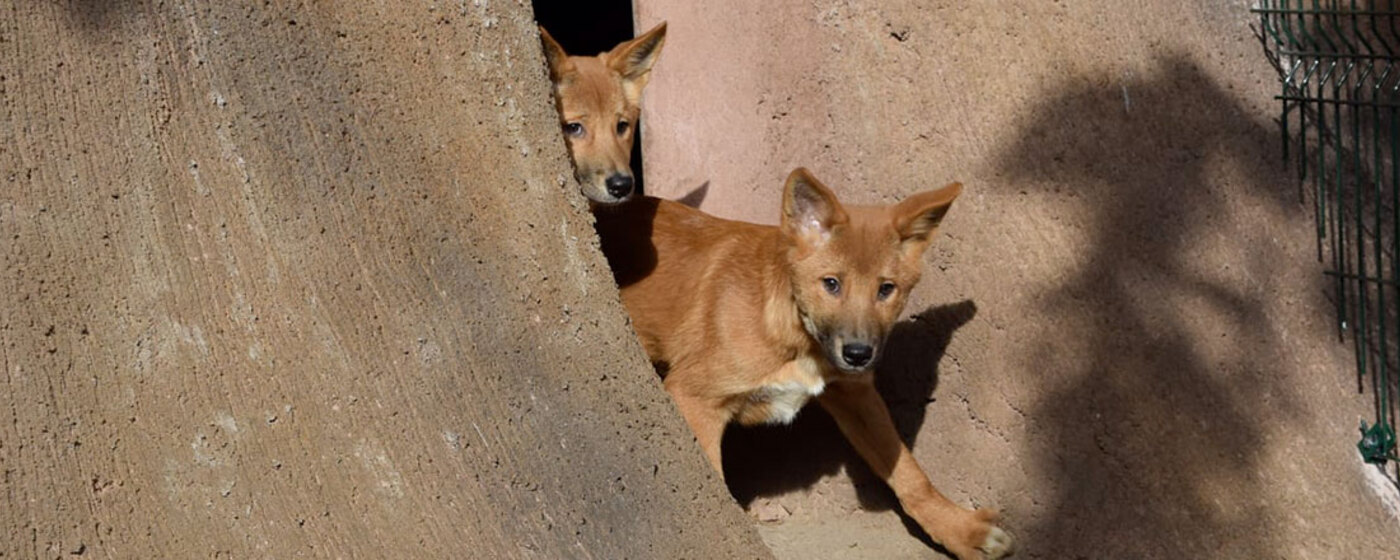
[841,343,874,368]
[605,174,634,199]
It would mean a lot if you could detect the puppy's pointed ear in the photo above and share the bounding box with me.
[782,168,848,245]
[539,26,572,81]
[606,22,667,103]
[893,182,962,248]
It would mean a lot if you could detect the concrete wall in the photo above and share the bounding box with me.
[634,1,1400,558]
[0,2,768,558]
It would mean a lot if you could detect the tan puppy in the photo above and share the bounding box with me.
[595,169,1013,559]
[539,23,666,204]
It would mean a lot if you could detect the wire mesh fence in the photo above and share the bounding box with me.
[1254,0,1400,466]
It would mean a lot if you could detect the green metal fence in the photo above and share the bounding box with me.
[1255,1,1400,466]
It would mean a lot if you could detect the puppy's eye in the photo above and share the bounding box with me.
[877,282,897,301]
[563,122,584,137]
[821,277,841,296]
[616,121,631,135]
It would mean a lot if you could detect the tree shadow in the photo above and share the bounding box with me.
[993,52,1309,558]
[722,300,978,514]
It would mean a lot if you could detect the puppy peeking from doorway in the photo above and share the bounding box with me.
[539,22,666,205]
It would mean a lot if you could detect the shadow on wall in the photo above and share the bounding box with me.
[993,53,1308,558]
[722,301,978,515]
[66,0,124,29]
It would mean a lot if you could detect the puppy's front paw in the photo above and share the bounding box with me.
[945,509,1013,560]
[977,523,1014,559]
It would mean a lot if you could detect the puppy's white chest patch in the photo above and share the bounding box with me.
[751,379,825,424]
[745,355,826,425]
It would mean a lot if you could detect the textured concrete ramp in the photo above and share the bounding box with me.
[0,2,768,558]
[635,1,1400,558]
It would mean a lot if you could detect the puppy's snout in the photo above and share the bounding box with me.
[605,174,634,199]
[840,343,874,368]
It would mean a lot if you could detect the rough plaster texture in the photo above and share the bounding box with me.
[634,0,1400,558]
[0,1,769,558]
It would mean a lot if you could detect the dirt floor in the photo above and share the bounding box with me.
[634,0,1400,558]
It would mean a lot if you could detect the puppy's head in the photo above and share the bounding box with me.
[779,168,962,373]
[540,22,666,205]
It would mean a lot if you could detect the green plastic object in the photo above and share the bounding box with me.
[1358,420,1397,466]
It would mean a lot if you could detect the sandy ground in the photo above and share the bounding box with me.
[634,1,1400,558]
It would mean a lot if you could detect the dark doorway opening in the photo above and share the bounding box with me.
[531,0,647,196]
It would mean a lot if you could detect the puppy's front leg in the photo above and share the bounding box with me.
[818,380,1012,560]
[664,373,730,477]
